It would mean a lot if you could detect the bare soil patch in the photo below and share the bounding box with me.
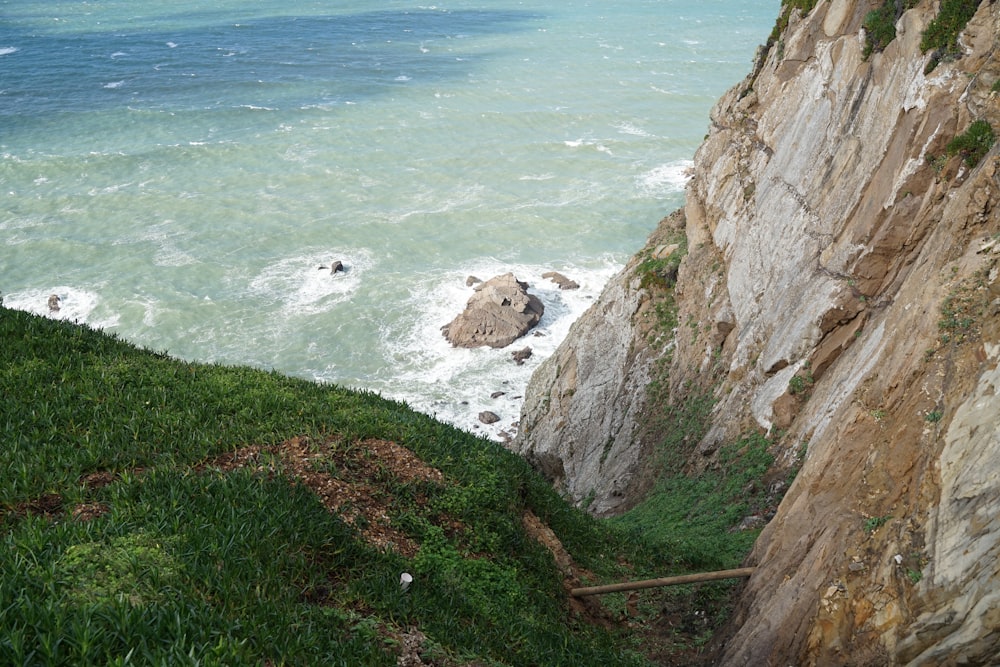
[202,436,444,557]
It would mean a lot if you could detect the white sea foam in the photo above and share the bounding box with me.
[103,81,125,89]
[153,244,198,267]
[374,258,620,440]
[110,51,127,59]
[637,160,693,197]
[246,248,373,316]
[0,47,18,56]
[166,42,178,48]
[615,121,654,138]
[4,287,118,330]
[563,138,612,155]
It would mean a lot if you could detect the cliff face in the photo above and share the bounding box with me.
[514,0,1000,663]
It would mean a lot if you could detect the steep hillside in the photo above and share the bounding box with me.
[0,305,679,665]
[514,0,1000,663]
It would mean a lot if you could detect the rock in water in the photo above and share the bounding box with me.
[542,271,580,290]
[478,411,501,424]
[319,260,344,274]
[441,273,544,348]
[512,347,533,365]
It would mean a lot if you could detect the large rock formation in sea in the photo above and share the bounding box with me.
[442,273,544,349]
[514,0,1000,663]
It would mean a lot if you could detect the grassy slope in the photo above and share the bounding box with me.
[1,305,652,666]
[1,288,783,665]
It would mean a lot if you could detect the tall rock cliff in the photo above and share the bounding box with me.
[514,0,1000,663]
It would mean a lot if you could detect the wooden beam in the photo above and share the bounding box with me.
[570,567,755,597]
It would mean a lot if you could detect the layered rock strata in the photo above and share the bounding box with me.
[516,0,1000,662]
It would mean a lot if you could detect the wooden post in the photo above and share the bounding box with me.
[570,567,755,597]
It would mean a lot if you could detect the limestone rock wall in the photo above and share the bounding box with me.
[512,214,683,516]
[516,0,1000,662]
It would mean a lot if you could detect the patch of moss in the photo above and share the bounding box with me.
[54,533,183,606]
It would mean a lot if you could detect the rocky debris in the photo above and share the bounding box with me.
[466,275,481,287]
[441,273,544,348]
[490,391,506,399]
[318,260,344,274]
[652,243,680,259]
[478,411,500,424]
[511,347,532,365]
[396,628,428,667]
[47,294,60,312]
[542,271,580,290]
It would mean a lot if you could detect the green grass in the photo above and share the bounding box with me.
[1,286,774,663]
[636,234,686,292]
[0,305,654,666]
[614,427,775,572]
[863,515,892,534]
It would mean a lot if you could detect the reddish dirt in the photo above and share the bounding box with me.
[3,492,64,523]
[202,436,445,557]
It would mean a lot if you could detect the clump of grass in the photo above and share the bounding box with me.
[920,0,982,72]
[614,425,776,572]
[864,515,892,534]
[788,362,815,397]
[946,119,996,168]
[636,236,687,292]
[766,0,820,51]
[863,1,900,59]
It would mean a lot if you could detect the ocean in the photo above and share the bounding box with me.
[1,0,778,439]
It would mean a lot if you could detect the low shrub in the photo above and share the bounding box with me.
[920,0,982,71]
[946,119,996,168]
[863,2,899,59]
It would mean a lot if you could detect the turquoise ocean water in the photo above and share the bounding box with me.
[1,1,777,438]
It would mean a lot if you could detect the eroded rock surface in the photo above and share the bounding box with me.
[441,273,543,349]
[516,0,1000,662]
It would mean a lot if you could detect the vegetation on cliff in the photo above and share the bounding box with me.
[921,0,984,70]
[946,119,997,167]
